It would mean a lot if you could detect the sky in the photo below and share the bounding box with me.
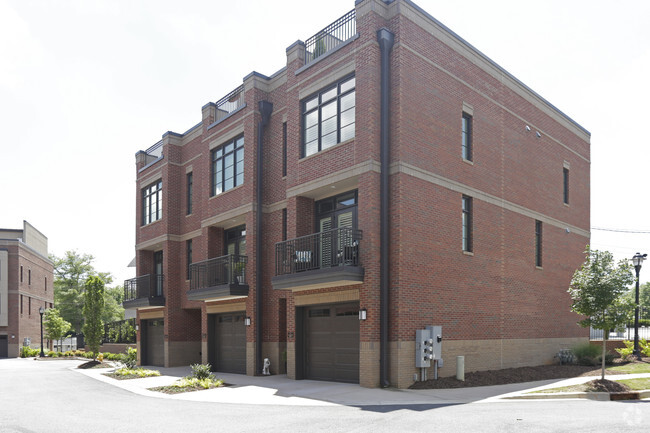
[2,0,650,285]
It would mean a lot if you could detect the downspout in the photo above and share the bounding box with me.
[377,28,394,388]
[256,100,273,375]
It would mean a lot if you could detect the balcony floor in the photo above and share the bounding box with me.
[271,265,364,292]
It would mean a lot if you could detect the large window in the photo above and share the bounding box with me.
[302,75,355,157]
[212,136,244,196]
[462,195,473,252]
[142,180,162,225]
[462,112,472,161]
[187,172,193,215]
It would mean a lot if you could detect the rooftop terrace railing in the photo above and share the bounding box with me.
[145,140,163,159]
[215,85,245,122]
[304,9,356,65]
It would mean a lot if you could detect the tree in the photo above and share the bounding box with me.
[52,250,113,333]
[568,247,634,379]
[43,308,71,352]
[102,285,125,324]
[83,276,105,360]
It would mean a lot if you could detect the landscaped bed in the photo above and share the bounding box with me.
[409,358,650,390]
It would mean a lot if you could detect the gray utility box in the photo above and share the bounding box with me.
[415,326,443,368]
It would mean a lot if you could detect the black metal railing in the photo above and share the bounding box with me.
[214,85,245,122]
[189,254,248,290]
[103,319,136,344]
[124,274,164,302]
[145,140,163,159]
[275,227,362,276]
[304,9,356,65]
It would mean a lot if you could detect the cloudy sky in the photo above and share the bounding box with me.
[2,0,650,285]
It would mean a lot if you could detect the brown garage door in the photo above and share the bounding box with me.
[304,303,359,383]
[144,319,164,367]
[212,312,246,374]
[0,335,7,358]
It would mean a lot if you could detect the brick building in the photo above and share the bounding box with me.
[0,221,54,357]
[126,0,590,388]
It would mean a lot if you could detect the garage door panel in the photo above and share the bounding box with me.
[304,303,359,383]
[213,312,246,374]
[145,319,164,367]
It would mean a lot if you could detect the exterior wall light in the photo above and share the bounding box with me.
[245,317,251,326]
[359,308,367,321]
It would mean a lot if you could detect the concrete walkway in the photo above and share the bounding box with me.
[74,363,650,407]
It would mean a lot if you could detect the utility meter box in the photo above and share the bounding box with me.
[426,325,443,361]
[415,329,434,368]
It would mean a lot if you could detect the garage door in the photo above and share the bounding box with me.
[144,319,164,367]
[0,335,7,358]
[304,303,359,383]
[212,312,246,374]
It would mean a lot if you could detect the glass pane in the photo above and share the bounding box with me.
[236,136,244,148]
[321,116,337,136]
[305,111,318,128]
[225,177,234,191]
[225,153,234,168]
[340,92,355,112]
[321,131,337,149]
[225,165,234,180]
[340,77,355,93]
[340,123,355,142]
[236,148,244,162]
[321,87,337,103]
[321,101,336,120]
[236,171,243,186]
[340,106,355,128]
[305,124,318,143]
[337,193,356,207]
[214,148,222,159]
[305,96,318,112]
[225,142,234,154]
[305,140,318,157]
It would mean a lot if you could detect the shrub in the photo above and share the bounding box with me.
[20,346,39,358]
[190,363,214,380]
[572,343,602,366]
[616,339,650,359]
[112,367,160,378]
[121,347,137,369]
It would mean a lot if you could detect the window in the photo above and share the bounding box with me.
[462,195,473,252]
[563,167,569,204]
[20,295,23,314]
[462,112,472,161]
[187,172,193,215]
[282,122,287,177]
[282,208,287,241]
[142,180,162,225]
[186,240,192,280]
[535,220,543,267]
[20,266,23,283]
[28,269,31,285]
[212,136,244,195]
[28,297,31,315]
[45,277,47,291]
[302,75,355,157]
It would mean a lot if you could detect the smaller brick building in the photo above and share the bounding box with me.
[0,221,54,357]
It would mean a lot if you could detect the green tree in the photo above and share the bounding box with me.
[625,282,650,321]
[52,250,113,333]
[568,247,634,379]
[83,276,105,360]
[43,308,71,352]
[102,285,125,324]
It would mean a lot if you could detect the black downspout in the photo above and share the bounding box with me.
[377,28,394,388]
[256,100,273,375]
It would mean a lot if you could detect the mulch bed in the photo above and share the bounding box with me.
[409,358,646,390]
[77,360,111,369]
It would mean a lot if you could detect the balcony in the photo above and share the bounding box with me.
[123,274,165,309]
[304,9,356,65]
[187,254,249,301]
[272,227,363,292]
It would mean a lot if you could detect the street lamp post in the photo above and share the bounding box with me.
[632,252,647,360]
[39,307,45,357]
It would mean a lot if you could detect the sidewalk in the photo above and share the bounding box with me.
[75,363,650,406]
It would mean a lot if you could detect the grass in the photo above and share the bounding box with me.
[607,363,650,374]
[531,377,650,394]
[104,367,161,380]
[149,377,224,394]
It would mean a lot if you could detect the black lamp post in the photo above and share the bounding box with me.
[39,307,45,357]
[632,252,647,359]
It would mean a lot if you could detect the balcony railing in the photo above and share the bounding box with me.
[214,85,245,123]
[190,254,248,290]
[275,227,362,276]
[123,274,164,305]
[304,9,356,65]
